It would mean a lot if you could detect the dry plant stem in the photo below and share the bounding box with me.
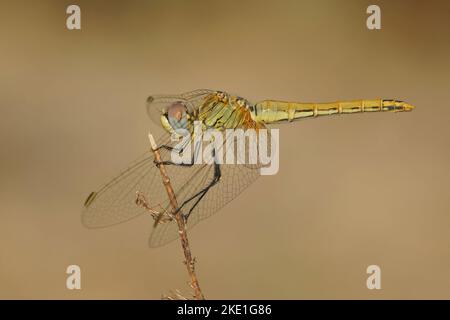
[148,133,205,300]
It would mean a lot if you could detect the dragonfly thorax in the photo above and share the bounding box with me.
[160,91,263,134]
[197,91,262,130]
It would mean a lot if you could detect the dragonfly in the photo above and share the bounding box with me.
[82,89,414,247]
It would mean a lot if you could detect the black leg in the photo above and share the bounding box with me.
[153,146,194,167]
[177,158,221,222]
[156,144,184,153]
[154,159,194,167]
[153,140,198,167]
[154,145,221,223]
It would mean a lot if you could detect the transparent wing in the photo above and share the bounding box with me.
[148,160,261,247]
[82,129,273,247]
[147,130,273,247]
[146,89,215,126]
[81,134,174,228]
[82,133,212,229]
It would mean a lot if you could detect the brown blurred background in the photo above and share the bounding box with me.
[0,0,449,299]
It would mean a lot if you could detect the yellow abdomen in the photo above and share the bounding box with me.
[253,99,414,124]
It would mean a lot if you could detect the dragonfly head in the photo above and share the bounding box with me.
[162,101,190,133]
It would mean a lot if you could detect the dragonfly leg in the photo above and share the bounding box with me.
[154,138,200,167]
[154,147,221,222]
[178,162,221,223]
[156,144,184,153]
[153,159,194,167]
[153,145,195,167]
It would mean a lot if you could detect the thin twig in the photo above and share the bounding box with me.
[148,133,205,300]
[135,191,173,224]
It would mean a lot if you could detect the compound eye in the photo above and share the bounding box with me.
[167,102,188,129]
[167,102,186,120]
